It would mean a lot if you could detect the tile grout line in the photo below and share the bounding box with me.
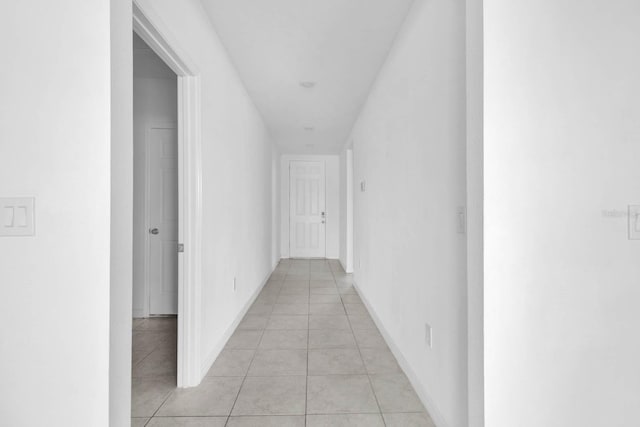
[146,379,178,422]
[336,265,388,427]
[224,262,287,425]
[135,319,179,424]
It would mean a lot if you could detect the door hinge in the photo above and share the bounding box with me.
[177,243,184,253]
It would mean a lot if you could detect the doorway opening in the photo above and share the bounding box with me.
[132,4,203,389]
[131,30,179,397]
[133,31,178,318]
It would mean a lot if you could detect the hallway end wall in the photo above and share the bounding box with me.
[349,0,468,426]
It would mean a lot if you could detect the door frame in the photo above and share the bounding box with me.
[133,2,203,388]
[143,121,177,317]
[288,160,327,258]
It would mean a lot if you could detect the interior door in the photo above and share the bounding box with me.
[148,125,178,315]
[290,161,326,258]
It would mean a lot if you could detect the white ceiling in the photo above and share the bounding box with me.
[201,0,414,154]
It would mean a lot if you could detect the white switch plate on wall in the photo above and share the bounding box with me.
[0,197,35,236]
[628,205,640,240]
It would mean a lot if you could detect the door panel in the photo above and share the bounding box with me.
[290,161,326,258]
[149,126,178,315]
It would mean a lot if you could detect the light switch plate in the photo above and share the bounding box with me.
[0,197,35,236]
[628,205,640,240]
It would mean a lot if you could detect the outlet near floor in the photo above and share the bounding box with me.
[425,323,433,348]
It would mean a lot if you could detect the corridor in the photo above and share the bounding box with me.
[131,259,434,426]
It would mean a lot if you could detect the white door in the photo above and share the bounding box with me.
[290,161,326,258]
[148,125,178,315]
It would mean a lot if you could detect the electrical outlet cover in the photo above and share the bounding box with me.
[425,323,432,348]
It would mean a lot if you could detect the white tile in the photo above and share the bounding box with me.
[248,349,307,376]
[306,375,378,414]
[383,413,436,427]
[227,416,305,427]
[146,417,227,427]
[156,377,243,417]
[307,414,384,427]
[370,374,425,413]
[308,349,365,375]
[206,349,255,377]
[232,376,307,416]
[259,330,308,349]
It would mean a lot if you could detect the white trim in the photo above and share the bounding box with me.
[133,2,203,388]
[338,258,348,274]
[177,76,203,388]
[132,3,198,76]
[200,268,275,378]
[353,280,451,427]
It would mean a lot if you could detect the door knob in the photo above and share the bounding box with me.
[149,228,159,235]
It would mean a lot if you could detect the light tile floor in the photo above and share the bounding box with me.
[132,259,435,427]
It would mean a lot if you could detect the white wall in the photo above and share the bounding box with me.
[348,1,468,426]
[280,154,340,259]
[466,0,484,425]
[132,57,177,317]
[110,0,133,425]
[134,0,277,377]
[0,1,112,425]
[484,1,640,426]
[339,148,354,273]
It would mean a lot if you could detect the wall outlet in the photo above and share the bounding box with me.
[233,277,237,292]
[360,180,366,192]
[425,323,433,348]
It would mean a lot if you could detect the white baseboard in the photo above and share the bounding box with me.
[353,280,451,427]
[338,258,353,274]
[132,308,145,319]
[199,267,275,378]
